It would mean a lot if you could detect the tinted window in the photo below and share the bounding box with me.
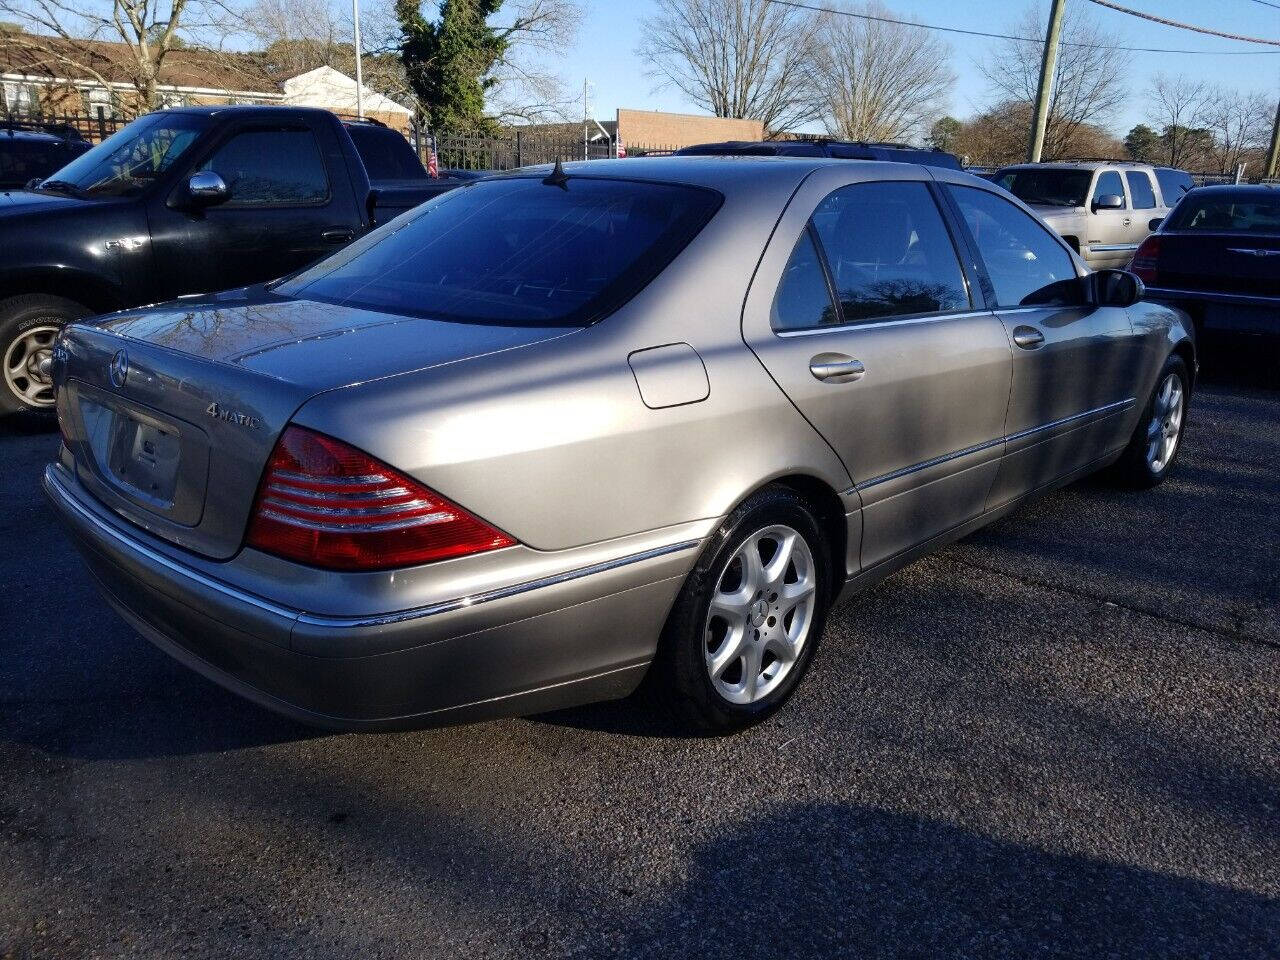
[280,176,722,327]
[1167,194,1280,234]
[995,168,1091,208]
[1093,170,1126,206]
[346,125,425,180]
[1155,168,1193,205]
[950,186,1081,308]
[1126,171,1156,210]
[201,129,329,206]
[0,139,61,186]
[810,181,969,323]
[771,229,839,331]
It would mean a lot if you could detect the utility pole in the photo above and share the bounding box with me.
[352,0,364,119]
[1027,0,1067,163]
[1266,98,1280,180]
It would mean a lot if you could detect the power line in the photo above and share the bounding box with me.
[1082,0,1280,47]
[763,0,1280,54]
[1246,0,1280,10]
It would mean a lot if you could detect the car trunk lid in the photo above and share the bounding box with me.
[1154,232,1280,297]
[57,297,573,559]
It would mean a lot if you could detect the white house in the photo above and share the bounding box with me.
[281,66,411,129]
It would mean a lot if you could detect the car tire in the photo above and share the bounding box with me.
[653,486,833,735]
[1111,353,1190,489]
[0,294,89,418]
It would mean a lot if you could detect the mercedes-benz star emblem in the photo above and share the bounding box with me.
[109,349,129,389]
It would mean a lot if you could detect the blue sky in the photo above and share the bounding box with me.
[562,0,1280,135]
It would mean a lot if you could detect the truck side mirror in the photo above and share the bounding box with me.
[186,170,230,208]
[1091,194,1125,212]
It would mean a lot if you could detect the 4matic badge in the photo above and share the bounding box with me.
[206,401,261,429]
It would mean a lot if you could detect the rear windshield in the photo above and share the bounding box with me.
[995,168,1091,208]
[1167,194,1280,234]
[279,175,723,327]
[346,125,425,180]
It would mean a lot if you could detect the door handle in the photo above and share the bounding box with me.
[322,227,355,244]
[1122,217,1132,226]
[1011,326,1045,349]
[809,352,865,383]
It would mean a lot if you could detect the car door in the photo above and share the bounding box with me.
[147,117,362,300]
[1084,169,1135,268]
[742,168,1011,572]
[942,182,1143,508]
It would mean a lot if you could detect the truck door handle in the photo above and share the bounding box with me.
[1012,326,1045,349]
[1122,217,1132,226]
[322,227,355,244]
[809,353,865,383]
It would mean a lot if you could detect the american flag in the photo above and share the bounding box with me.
[427,133,439,178]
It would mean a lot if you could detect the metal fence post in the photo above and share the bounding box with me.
[515,129,522,168]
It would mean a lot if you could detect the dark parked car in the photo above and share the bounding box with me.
[1130,184,1279,340]
[0,125,91,190]
[0,106,464,416]
[675,139,963,170]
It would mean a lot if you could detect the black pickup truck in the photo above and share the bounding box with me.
[0,106,463,415]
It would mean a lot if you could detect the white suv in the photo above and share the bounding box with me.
[992,161,1176,270]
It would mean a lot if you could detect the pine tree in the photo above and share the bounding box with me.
[397,0,508,134]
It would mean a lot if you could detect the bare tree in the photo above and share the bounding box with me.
[0,0,239,114]
[483,0,582,124]
[979,4,1129,160]
[1145,73,1214,169]
[808,2,953,143]
[1202,86,1272,177]
[637,0,820,134]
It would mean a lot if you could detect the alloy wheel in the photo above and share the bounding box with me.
[1146,372,1184,473]
[3,323,60,408]
[704,524,817,705]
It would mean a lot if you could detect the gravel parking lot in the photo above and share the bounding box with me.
[2,360,1277,960]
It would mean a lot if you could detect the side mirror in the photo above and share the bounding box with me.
[1147,217,1164,232]
[186,170,230,208]
[24,177,43,190]
[1090,269,1144,308]
[1091,194,1125,212]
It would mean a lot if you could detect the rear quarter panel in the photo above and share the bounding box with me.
[292,176,854,552]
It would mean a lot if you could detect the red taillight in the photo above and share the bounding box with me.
[245,426,515,571]
[1129,236,1161,284]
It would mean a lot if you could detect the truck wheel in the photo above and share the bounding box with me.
[0,295,89,417]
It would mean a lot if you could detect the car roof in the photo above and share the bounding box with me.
[1185,183,1278,196]
[500,155,943,193]
[0,128,65,143]
[163,104,338,121]
[998,160,1154,171]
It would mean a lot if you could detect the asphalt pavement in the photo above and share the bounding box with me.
[1,358,1276,959]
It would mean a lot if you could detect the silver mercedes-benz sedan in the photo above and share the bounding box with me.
[44,157,1195,733]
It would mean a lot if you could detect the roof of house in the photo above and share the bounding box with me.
[0,30,283,93]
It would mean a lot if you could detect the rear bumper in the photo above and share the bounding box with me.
[44,463,696,730]
[1146,288,1280,335]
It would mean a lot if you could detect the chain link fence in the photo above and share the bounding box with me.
[408,121,680,172]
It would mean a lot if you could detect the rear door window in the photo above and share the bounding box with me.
[280,176,723,326]
[771,229,839,331]
[1126,171,1157,210]
[808,180,970,324]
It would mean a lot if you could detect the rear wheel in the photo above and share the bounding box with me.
[0,294,90,417]
[654,487,832,734]
[1112,354,1190,488]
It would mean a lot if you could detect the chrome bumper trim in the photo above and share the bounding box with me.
[46,464,700,632]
